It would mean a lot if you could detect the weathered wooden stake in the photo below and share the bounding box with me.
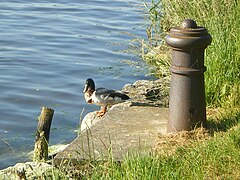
[33,106,54,162]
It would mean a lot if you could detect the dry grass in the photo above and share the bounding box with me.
[155,127,211,156]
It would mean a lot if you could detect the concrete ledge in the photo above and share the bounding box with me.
[54,104,168,165]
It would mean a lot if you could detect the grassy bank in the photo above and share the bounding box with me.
[49,109,239,179]
[79,1,240,178]
[143,0,240,108]
[2,109,238,179]
[87,114,240,179]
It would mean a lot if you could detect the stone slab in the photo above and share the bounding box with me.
[54,104,168,165]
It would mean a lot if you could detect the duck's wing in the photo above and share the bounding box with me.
[95,88,130,100]
[107,90,130,100]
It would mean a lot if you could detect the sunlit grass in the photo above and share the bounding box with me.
[84,109,240,179]
[4,109,238,179]
[142,0,240,108]
[34,109,239,179]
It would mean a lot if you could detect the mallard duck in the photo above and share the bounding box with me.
[83,78,130,117]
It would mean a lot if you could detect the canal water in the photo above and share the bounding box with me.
[0,1,151,169]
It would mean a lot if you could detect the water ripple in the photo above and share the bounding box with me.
[0,0,150,169]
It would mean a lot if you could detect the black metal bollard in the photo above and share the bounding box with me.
[166,19,212,133]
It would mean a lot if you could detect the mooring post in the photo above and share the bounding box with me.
[166,19,212,133]
[33,106,54,162]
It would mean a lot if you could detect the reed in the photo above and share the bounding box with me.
[143,0,240,107]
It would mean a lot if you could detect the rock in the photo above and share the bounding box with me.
[0,162,60,179]
[28,144,69,159]
[1,79,170,178]
[80,78,170,132]
[0,144,69,179]
[80,102,134,133]
[122,78,170,107]
[48,144,69,157]
[80,111,100,132]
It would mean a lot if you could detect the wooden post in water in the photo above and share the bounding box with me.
[33,106,54,162]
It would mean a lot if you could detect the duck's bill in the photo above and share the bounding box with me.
[83,84,89,93]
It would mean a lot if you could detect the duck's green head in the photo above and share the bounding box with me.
[83,78,95,93]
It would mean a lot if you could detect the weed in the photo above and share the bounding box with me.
[141,0,240,107]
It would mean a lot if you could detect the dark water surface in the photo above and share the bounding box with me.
[0,0,150,169]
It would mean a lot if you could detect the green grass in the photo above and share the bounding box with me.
[78,109,239,179]
[3,114,239,179]
[142,0,240,108]
[34,109,237,179]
